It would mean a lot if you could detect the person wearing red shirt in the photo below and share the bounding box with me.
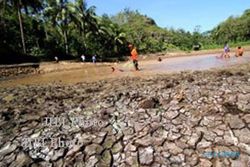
[128,44,139,71]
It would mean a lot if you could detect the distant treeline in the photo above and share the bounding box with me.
[0,0,250,64]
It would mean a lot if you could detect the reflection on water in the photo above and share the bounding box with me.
[0,53,249,87]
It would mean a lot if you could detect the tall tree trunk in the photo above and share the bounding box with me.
[0,0,6,37]
[64,30,69,54]
[17,3,26,54]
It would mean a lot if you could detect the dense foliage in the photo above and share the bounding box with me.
[0,0,249,63]
[211,9,250,44]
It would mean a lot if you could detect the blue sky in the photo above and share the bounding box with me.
[86,0,250,32]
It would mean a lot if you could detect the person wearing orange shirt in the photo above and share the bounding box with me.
[128,44,139,71]
[235,46,244,57]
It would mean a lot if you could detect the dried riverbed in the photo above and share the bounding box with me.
[0,63,250,166]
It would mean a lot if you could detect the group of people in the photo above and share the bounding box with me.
[55,42,245,71]
[81,54,96,63]
[220,43,244,58]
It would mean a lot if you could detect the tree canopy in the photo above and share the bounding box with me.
[0,1,249,63]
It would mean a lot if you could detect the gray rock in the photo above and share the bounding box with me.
[234,128,250,144]
[197,140,212,149]
[186,153,199,166]
[111,141,123,153]
[226,115,245,129]
[165,110,179,119]
[86,156,98,167]
[51,149,65,161]
[84,144,103,156]
[134,135,152,147]
[0,143,17,157]
[170,154,185,164]
[139,98,159,109]
[164,142,183,155]
[242,114,250,124]
[98,150,112,166]
[187,131,202,148]
[139,146,154,165]
[9,152,32,167]
[125,152,138,166]
[198,159,213,167]
[124,143,137,152]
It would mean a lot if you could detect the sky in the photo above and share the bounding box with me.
[86,0,250,32]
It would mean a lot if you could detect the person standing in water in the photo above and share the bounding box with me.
[223,43,230,58]
[235,46,244,57]
[128,44,139,71]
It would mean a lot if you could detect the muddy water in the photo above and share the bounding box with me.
[0,52,249,87]
[146,52,250,72]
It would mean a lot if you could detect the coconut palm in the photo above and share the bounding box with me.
[71,0,100,52]
[45,0,76,54]
[1,0,42,54]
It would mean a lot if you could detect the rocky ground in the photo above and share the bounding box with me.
[0,66,39,79]
[0,64,250,167]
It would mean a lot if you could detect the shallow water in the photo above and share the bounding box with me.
[0,52,249,87]
[146,53,250,72]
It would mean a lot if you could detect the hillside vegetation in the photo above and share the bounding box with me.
[0,0,250,63]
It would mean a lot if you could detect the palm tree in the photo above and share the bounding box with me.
[72,0,99,52]
[1,0,42,54]
[45,0,75,54]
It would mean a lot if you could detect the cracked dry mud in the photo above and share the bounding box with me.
[0,64,250,167]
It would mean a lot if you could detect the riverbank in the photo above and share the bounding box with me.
[1,46,250,80]
[1,50,250,88]
[0,63,249,166]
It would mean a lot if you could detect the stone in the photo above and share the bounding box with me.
[163,142,182,155]
[230,154,250,167]
[237,94,250,112]
[242,114,250,124]
[197,140,212,149]
[186,154,199,166]
[213,158,230,167]
[0,143,17,157]
[212,128,224,136]
[124,143,137,152]
[113,153,121,163]
[98,150,112,166]
[233,129,250,144]
[66,143,83,157]
[168,132,181,141]
[9,152,32,167]
[84,144,103,156]
[86,156,98,167]
[2,152,16,164]
[139,98,159,109]
[134,135,152,147]
[139,146,154,165]
[111,142,123,153]
[165,110,179,119]
[125,152,138,166]
[169,154,185,164]
[51,149,65,161]
[187,132,202,147]
[199,159,213,167]
[226,115,245,129]
[203,131,217,142]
